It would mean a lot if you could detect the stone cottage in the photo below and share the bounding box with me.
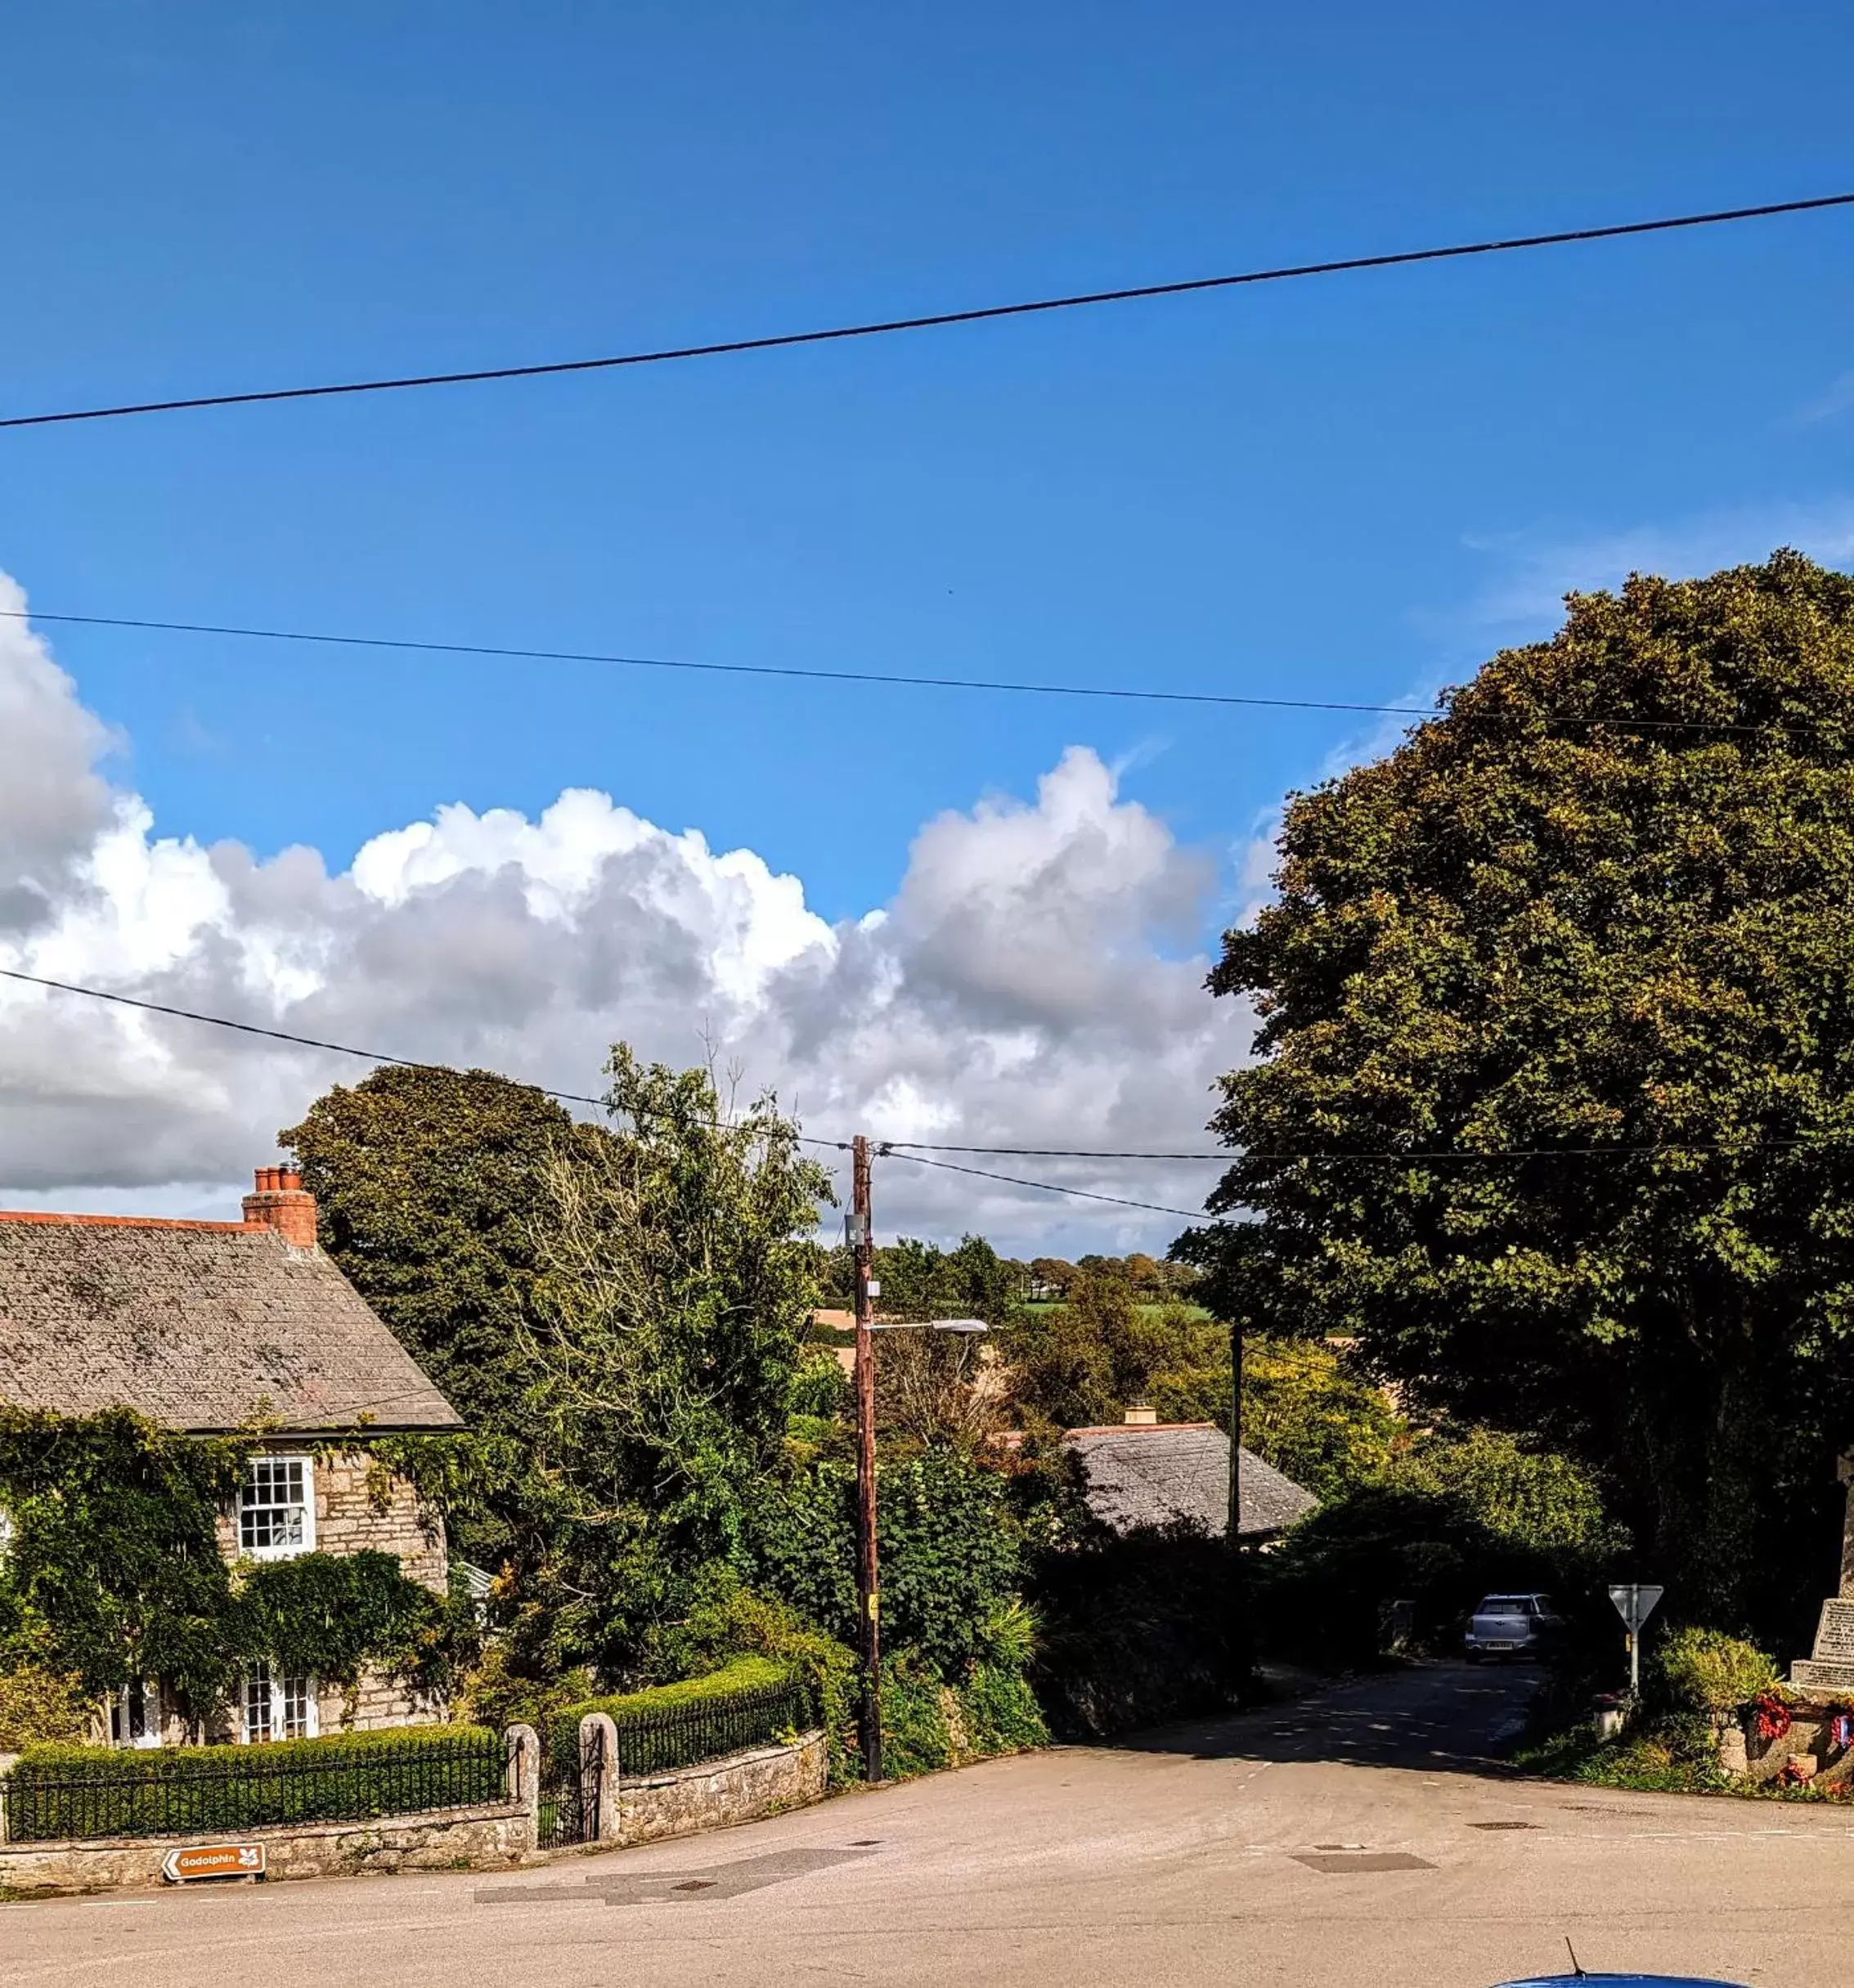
[0,1165,463,1748]
[1063,1410,1319,1543]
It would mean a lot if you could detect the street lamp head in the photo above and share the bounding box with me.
[929,1317,990,1334]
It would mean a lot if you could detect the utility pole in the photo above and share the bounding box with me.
[851,1134,882,1783]
[1227,1318,1243,1546]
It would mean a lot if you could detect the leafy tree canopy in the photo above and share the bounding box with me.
[1195,552,1854,1629]
[283,1066,595,1431]
[1005,1269,1212,1429]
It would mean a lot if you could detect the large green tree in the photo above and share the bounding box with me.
[282,1065,594,1429]
[1197,553,1854,1632]
[518,1048,831,1669]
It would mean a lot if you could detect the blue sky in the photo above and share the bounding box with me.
[2,2,1852,1245]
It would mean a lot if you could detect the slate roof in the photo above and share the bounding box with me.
[0,1212,461,1434]
[1062,1422,1318,1539]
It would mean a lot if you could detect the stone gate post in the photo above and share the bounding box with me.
[579,1712,621,1844]
[505,1722,540,1837]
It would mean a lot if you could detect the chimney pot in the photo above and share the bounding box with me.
[244,1162,318,1250]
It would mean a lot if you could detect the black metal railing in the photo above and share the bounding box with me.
[614,1676,811,1778]
[0,1731,506,1844]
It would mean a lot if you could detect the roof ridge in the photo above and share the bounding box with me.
[0,1209,260,1232]
[1064,1420,1221,1435]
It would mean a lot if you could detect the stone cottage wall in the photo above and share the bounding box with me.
[312,1451,448,1592]
[197,1445,451,1734]
[315,1667,446,1735]
[213,1447,447,1591]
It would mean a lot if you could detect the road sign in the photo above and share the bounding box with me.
[162,1842,266,1883]
[1609,1584,1663,1631]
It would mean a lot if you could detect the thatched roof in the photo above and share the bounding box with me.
[1063,1422,1318,1539]
[0,1213,460,1434]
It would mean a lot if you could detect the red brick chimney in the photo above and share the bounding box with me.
[242,1165,319,1250]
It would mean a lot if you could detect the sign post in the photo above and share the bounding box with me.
[1608,1583,1664,1697]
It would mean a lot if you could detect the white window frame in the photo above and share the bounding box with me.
[240,1664,320,1744]
[107,1678,164,1750]
[237,1452,316,1559]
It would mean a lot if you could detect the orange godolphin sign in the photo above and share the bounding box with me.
[162,1842,267,1882]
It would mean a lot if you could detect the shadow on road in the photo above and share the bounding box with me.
[1102,1661,1543,1777]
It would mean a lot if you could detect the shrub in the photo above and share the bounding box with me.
[878,1658,954,1779]
[1652,1627,1780,1717]
[0,1663,91,1748]
[451,1643,595,1734]
[958,1662,1049,1754]
[5,1725,502,1842]
[644,1577,861,1784]
[1029,1528,1251,1739]
[756,1452,1023,1674]
[789,1350,851,1420]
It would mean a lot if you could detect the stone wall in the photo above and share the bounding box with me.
[315,1668,446,1736]
[0,1804,533,1900]
[614,1732,828,1848]
[0,1731,828,1899]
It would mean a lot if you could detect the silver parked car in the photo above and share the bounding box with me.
[1465,1591,1564,1663]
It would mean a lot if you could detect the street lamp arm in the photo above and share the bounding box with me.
[865,1317,990,1333]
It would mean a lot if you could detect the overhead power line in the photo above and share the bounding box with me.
[2,606,1837,738]
[7,967,1850,1199]
[878,1149,1211,1219]
[0,965,614,1111]
[887,1140,1225,1160]
[5,191,1850,432]
[0,608,1435,720]
[0,964,1219,1220]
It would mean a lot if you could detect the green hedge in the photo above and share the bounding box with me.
[877,1658,1051,1779]
[3,1724,502,1842]
[552,1657,807,1775]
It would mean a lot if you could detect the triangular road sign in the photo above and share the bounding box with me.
[1608,1583,1663,1631]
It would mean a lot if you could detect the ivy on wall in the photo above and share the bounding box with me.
[0,1407,470,1737]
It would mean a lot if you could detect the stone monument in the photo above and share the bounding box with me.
[1790,1451,1854,1694]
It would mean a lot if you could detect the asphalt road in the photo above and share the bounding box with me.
[7,1663,1853,1988]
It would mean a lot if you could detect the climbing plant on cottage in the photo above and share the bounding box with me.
[0,1407,464,1734]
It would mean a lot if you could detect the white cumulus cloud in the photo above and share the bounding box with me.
[0,581,1242,1252]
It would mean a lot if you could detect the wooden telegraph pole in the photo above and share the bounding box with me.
[851,1133,882,1783]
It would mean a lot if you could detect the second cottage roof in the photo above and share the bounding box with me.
[1062,1421,1318,1539]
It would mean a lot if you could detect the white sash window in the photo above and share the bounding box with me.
[238,1454,316,1557]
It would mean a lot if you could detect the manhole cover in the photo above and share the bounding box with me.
[1470,1820,1537,1831]
[1293,1852,1436,1874]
